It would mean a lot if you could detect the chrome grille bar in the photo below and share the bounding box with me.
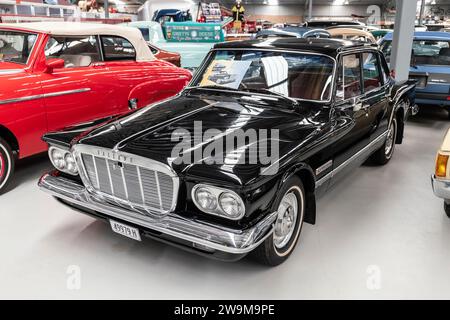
[137,167,146,206]
[154,171,163,211]
[120,166,129,201]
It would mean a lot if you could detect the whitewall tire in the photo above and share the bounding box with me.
[252,176,305,266]
[0,138,14,194]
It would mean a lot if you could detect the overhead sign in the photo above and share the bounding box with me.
[164,22,224,43]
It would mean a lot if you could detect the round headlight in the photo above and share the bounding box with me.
[50,147,66,170]
[195,187,217,210]
[219,192,244,218]
[64,153,78,175]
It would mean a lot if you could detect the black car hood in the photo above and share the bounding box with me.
[74,93,323,185]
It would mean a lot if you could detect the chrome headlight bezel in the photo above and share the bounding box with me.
[191,184,245,220]
[48,146,79,176]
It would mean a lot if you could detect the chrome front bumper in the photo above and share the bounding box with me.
[38,172,277,255]
[431,175,450,200]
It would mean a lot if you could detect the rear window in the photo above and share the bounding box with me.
[101,36,136,61]
[381,39,450,66]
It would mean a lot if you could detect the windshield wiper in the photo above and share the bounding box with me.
[241,88,299,106]
[185,85,240,92]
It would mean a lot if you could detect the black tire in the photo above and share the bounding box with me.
[0,137,14,195]
[251,176,305,266]
[370,117,398,165]
[444,202,450,219]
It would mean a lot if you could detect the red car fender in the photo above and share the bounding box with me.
[128,74,191,109]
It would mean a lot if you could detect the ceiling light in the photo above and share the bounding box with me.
[267,0,278,5]
[333,0,346,5]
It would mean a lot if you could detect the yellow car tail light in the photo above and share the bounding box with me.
[435,153,449,178]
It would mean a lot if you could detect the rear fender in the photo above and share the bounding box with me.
[390,79,416,111]
[128,77,188,109]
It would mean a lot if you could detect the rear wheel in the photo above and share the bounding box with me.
[252,176,305,266]
[0,138,15,194]
[370,117,398,165]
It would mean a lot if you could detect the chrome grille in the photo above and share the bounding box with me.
[78,152,176,215]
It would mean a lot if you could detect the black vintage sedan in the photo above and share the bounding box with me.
[39,38,415,266]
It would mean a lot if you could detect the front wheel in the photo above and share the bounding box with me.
[0,138,15,195]
[444,202,450,218]
[252,176,305,266]
[370,117,398,165]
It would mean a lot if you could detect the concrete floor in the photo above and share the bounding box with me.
[1,107,449,299]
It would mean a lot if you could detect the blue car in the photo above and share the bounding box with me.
[380,32,450,115]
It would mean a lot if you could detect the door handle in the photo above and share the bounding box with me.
[91,62,106,67]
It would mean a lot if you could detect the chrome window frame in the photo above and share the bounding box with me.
[334,48,390,105]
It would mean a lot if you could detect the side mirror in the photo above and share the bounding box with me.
[45,58,65,73]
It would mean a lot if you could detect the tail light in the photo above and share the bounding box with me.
[435,153,449,178]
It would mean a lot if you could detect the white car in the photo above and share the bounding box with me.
[431,128,450,218]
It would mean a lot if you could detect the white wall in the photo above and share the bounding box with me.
[243,4,303,17]
[243,4,383,22]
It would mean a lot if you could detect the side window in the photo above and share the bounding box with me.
[45,36,100,68]
[362,52,382,92]
[101,36,136,61]
[336,54,362,100]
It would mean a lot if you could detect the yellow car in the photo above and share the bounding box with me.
[432,128,450,218]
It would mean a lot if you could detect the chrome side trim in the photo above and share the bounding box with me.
[315,160,333,176]
[44,88,91,99]
[38,173,276,254]
[0,88,91,105]
[315,131,388,188]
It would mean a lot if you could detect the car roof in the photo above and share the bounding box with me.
[213,38,376,57]
[0,22,155,62]
[306,20,365,26]
[383,31,450,41]
[327,28,376,43]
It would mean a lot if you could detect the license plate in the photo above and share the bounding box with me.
[109,220,141,241]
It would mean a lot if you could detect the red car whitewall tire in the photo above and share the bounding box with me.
[0,138,14,194]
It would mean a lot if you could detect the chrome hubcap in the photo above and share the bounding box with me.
[274,191,298,249]
[385,120,396,156]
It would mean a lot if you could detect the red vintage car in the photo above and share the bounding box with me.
[148,43,181,67]
[0,22,192,193]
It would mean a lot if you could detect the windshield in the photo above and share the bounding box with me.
[381,39,450,66]
[0,31,37,65]
[192,50,335,101]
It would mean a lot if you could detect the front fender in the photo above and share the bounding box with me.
[269,162,317,224]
